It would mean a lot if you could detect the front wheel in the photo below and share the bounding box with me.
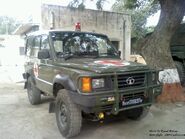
[55,89,82,138]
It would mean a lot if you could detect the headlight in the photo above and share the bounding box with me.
[80,77,105,93]
[92,78,105,89]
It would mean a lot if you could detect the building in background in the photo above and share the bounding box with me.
[0,35,24,66]
[14,4,131,60]
[41,4,131,60]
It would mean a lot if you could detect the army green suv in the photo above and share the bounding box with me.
[23,30,162,138]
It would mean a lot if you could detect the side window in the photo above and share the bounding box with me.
[41,35,50,50]
[30,36,40,57]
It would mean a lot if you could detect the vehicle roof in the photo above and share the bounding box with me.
[27,30,108,37]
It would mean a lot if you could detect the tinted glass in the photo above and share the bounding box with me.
[30,36,40,57]
[41,35,50,50]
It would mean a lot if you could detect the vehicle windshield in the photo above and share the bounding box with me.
[50,32,119,59]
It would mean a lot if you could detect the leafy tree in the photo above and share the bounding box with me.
[68,0,107,10]
[112,0,159,38]
[0,16,20,35]
[68,0,86,9]
[96,0,107,10]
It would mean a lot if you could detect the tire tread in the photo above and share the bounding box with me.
[56,90,82,138]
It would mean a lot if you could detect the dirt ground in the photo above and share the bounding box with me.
[1,66,185,139]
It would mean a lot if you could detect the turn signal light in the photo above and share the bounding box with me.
[82,77,92,92]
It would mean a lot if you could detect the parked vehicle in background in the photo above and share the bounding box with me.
[131,23,185,86]
[170,45,185,85]
[170,23,185,86]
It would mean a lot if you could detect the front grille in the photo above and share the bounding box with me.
[116,73,145,89]
[101,104,113,111]
[121,92,144,100]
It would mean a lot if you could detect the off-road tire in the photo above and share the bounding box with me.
[27,77,41,105]
[174,61,185,86]
[55,89,82,138]
[125,107,149,120]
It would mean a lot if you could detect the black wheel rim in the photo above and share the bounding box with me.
[58,103,68,129]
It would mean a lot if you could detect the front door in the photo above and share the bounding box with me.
[37,35,54,94]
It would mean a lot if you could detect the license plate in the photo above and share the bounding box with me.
[122,98,143,106]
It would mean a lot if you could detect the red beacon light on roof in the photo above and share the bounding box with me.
[75,22,81,31]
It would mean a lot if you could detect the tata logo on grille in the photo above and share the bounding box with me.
[126,77,135,85]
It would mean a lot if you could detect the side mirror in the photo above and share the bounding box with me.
[38,49,50,59]
[118,51,121,57]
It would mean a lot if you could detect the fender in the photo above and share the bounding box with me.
[53,74,77,91]
[23,69,35,89]
[50,74,77,113]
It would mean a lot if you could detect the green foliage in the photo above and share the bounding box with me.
[96,0,107,10]
[0,16,20,35]
[68,0,107,10]
[68,0,86,10]
[112,0,159,39]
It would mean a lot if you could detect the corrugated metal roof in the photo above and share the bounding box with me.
[13,23,39,35]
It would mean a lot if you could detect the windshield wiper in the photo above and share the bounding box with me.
[93,54,120,59]
[63,52,90,60]
[92,53,108,59]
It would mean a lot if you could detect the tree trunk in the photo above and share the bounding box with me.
[139,0,185,102]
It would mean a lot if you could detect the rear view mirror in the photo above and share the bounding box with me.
[38,49,50,59]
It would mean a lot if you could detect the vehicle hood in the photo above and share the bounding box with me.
[57,58,149,73]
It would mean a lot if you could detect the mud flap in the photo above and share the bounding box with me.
[23,73,28,89]
[49,101,56,113]
[24,81,27,89]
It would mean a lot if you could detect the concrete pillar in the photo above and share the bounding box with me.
[119,40,124,59]
[124,16,131,61]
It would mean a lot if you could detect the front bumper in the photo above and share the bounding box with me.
[69,84,162,114]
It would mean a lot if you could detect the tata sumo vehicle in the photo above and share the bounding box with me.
[23,30,162,138]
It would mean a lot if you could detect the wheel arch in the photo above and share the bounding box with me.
[53,74,77,97]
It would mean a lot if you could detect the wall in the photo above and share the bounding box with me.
[0,35,25,66]
[41,4,131,60]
